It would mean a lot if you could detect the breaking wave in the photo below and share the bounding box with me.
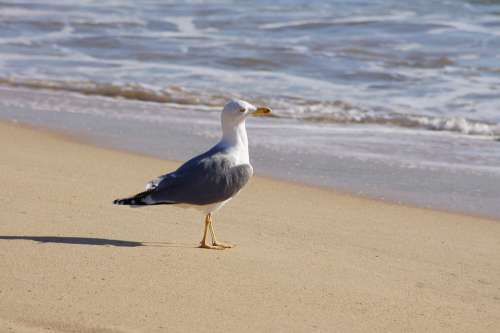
[302,112,500,136]
[271,99,500,137]
[1,76,498,138]
[0,76,225,107]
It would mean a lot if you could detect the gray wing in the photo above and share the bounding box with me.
[146,152,253,206]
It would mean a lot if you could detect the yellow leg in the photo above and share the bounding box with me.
[208,214,234,249]
[199,213,223,250]
[199,214,224,250]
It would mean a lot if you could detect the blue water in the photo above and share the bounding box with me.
[1,0,500,132]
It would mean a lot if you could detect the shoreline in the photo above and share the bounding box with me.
[5,118,497,223]
[1,120,500,332]
[1,86,500,220]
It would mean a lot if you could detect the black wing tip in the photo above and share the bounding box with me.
[113,198,141,205]
[113,198,177,206]
[113,198,124,205]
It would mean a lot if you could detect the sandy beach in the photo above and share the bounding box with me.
[1,120,499,332]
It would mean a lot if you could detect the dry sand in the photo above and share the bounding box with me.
[0,120,499,332]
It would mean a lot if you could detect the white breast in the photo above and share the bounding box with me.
[175,198,232,214]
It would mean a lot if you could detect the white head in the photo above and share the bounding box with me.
[221,99,271,128]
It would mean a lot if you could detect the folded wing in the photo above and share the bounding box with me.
[149,154,253,205]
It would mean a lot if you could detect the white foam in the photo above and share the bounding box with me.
[393,43,422,51]
[413,116,499,136]
[0,7,55,18]
[260,11,416,30]
[166,17,198,35]
[72,16,146,27]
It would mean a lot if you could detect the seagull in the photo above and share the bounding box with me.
[113,99,271,249]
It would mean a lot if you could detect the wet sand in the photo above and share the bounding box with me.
[1,121,499,332]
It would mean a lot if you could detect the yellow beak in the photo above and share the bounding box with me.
[252,106,272,116]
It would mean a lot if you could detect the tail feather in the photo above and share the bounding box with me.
[113,189,153,206]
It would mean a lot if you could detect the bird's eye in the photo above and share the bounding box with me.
[239,108,246,113]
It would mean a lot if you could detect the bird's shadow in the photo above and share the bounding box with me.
[0,236,197,248]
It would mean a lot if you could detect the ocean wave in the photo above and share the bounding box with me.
[1,76,498,139]
[270,99,500,137]
[302,113,499,136]
[0,77,225,107]
[259,12,416,31]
